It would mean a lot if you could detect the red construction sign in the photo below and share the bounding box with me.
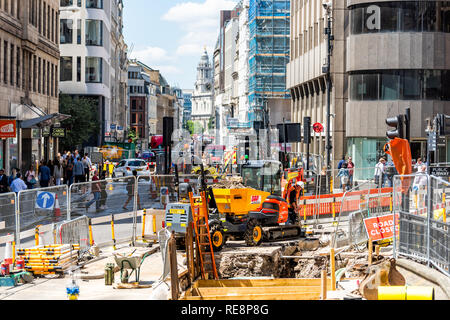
[0,120,16,138]
[363,213,399,241]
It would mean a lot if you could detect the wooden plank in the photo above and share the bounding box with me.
[194,286,324,297]
[193,278,331,288]
[183,292,321,301]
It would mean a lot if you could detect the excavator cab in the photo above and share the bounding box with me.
[241,160,283,196]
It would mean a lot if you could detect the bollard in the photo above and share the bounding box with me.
[35,225,41,246]
[390,196,393,213]
[443,193,447,223]
[368,237,373,265]
[141,209,147,242]
[378,286,435,300]
[111,215,117,250]
[152,215,157,243]
[88,218,94,246]
[330,248,336,291]
[303,200,307,222]
[12,241,15,264]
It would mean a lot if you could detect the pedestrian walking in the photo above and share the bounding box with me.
[0,169,9,193]
[85,170,101,213]
[38,161,51,188]
[47,160,54,186]
[338,156,346,170]
[73,157,85,184]
[10,173,28,193]
[123,170,141,211]
[83,153,92,182]
[66,156,74,186]
[347,156,355,189]
[25,165,37,189]
[374,158,386,188]
[337,163,350,191]
[8,168,18,187]
[53,158,63,186]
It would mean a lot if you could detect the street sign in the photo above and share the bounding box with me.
[117,126,123,131]
[51,127,66,138]
[36,191,55,210]
[430,167,450,177]
[363,213,399,241]
[110,124,117,130]
[428,132,437,152]
[313,122,324,133]
[42,127,51,138]
[0,120,16,138]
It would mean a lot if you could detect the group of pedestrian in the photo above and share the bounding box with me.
[337,156,355,191]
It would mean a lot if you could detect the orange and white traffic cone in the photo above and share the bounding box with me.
[4,234,12,265]
[54,194,61,219]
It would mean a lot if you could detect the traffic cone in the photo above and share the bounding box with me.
[54,194,61,218]
[4,234,12,264]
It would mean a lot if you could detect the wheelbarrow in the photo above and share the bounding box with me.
[113,251,152,284]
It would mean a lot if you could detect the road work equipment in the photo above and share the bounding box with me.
[359,258,406,300]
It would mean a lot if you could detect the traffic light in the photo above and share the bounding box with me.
[244,136,250,161]
[386,115,404,139]
[303,117,312,144]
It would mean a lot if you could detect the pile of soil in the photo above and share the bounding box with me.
[211,176,249,189]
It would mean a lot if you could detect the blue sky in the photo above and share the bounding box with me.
[123,0,238,90]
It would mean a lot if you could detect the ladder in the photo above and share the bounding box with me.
[189,191,218,280]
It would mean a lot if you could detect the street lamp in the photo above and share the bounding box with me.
[323,2,334,170]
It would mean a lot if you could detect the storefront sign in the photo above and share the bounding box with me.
[42,127,50,137]
[0,120,16,138]
[364,213,399,241]
[51,127,66,138]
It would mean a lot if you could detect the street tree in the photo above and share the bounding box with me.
[59,94,100,151]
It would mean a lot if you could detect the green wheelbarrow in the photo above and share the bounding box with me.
[113,252,152,283]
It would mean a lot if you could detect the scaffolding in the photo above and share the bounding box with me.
[248,0,291,123]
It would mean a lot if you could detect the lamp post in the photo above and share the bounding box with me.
[324,4,334,170]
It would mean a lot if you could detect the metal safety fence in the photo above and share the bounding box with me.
[393,174,449,277]
[0,192,17,238]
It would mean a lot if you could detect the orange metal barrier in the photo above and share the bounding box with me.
[299,188,393,218]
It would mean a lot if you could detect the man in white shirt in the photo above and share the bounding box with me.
[83,153,92,182]
[10,173,28,193]
[374,158,386,187]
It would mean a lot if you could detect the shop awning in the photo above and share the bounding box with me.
[19,113,71,129]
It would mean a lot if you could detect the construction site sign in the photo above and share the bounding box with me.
[363,213,399,241]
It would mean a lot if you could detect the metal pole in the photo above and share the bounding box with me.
[426,174,431,267]
[326,14,332,170]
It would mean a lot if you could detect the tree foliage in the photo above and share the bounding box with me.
[59,94,100,151]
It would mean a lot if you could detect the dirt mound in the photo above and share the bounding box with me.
[211,176,248,189]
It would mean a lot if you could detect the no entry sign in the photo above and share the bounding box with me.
[363,213,399,241]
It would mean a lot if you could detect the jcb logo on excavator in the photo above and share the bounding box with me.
[250,195,262,204]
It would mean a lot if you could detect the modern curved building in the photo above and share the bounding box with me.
[59,0,128,146]
[288,0,450,171]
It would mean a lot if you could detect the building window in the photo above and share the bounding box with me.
[85,57,102,83]
[9,44,14,86]
[60,0,73,6]
[86,0,103,9]
[350,1,450,34]
[16,47,20,88]
[60,56,72,81]
[85,20,102,46]
[60,19,73,44]
[33,55,37,92]
[349,69,450,101]
[77,56,81,81]
[77,19,81,44]
[38,57,41,93]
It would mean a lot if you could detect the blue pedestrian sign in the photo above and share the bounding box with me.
[36,191,55,210]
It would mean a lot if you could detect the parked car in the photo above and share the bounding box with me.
[112,159,151,179]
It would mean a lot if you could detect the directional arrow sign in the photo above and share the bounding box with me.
[36,191,55,210]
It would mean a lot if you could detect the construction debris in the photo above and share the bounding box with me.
[211,176,248,189]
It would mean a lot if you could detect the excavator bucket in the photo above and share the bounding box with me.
[359,258,406,300]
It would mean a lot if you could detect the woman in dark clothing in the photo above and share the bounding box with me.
[66,156,74,186]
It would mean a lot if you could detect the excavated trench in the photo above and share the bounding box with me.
[214,237,372,280]
[214,239,331,279]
